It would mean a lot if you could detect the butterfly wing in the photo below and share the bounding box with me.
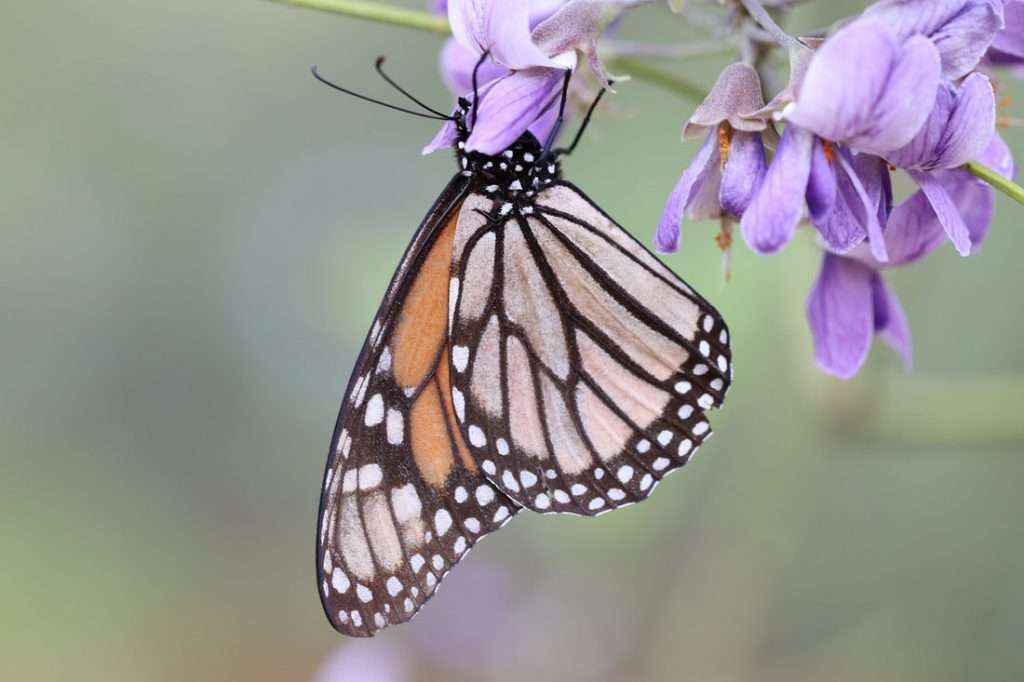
[317,178,520,637]
[447,182,732,516]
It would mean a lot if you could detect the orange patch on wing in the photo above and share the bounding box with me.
[410,383,455,489]
[392,211,458,390]
[437,349,477,472]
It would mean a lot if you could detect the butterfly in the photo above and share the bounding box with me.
[314,63,732,637]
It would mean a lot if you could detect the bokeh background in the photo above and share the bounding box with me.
[4,1,1023,680]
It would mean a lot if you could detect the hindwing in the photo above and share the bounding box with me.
[447,182,732,515]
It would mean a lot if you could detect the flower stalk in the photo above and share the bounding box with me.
[266,0,450,34]
[965,160,1024,207]
[274,0,1024,209]
[737,0,805,53]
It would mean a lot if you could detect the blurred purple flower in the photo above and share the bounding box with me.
[742,19,942,261]
[806,132,1014,378]
[313,641,410,682]
[427,0,651,155]
[884,74,997,255]
[656,63,768,252]
[861,0,1005,79]
[407,560,514,668]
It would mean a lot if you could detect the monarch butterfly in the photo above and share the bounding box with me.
[314,62,732,637]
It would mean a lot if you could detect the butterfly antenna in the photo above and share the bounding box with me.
[310,66,452,121]
[540,69,573,161]
[469,50,491,131]
[373,57,452,119]
[554,87,606,158]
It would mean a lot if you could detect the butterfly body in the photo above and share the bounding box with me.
[318,116,731,636]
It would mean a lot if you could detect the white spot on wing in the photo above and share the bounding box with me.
[434,509,452,536]
[391,484,422,522]
[377,346,392,373]
[468,425,487,448]
[331,567,350,594]
[452,387,466,423]
[476,485,495,506]
[386,408,404,445]
[358,464,383,490]
[501,470,520,492]
[365,394,384,426]
[452,345,470,373]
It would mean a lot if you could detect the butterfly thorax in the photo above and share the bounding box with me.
[454,128,562,216]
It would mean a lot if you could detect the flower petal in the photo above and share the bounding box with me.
[449,0,557,69]
[935,73,996,168]
[440,38,508,96]
[806,140,837,224]
[949,173,996,252]
[889,75,996,170]
[465,67,566,154]
[871,273,912,370]
[863,0,1005,79]
[836,152,888,262]
[787,21,941,155]
[719,130,766,217]
[806,253,876,379]
[740,124,814,254]
[977,130,1016,179]
[880,188,949,266]
[685,63,767,139]
[423,118,461,155]
[813,164,867,254]
[654,130,719,253]
[910,169,972,256]
[991,1,1024,59]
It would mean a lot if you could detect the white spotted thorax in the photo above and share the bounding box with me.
[453,108,561,221]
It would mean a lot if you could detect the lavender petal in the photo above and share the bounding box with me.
[719,130,766,218]
[806,253,876,380]
[740,125,814,254]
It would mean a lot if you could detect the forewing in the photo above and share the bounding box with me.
[317,184,519,637]
[448,182,732,516]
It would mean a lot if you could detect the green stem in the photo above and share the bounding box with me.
[964,160,1024,207]
[266,0,450,34]
[607,57,706,103]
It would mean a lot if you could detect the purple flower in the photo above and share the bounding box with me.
[656,63,768,252]
[741,19,942,261]
[986,0,1024,67]
[427,0,650,155]
[884,73,997,255]
[862,0,1005,79]
[806,132,1013,378]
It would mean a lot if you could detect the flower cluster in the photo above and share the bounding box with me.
[427,0,1020,379]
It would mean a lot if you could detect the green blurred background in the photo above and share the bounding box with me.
[3,1,1023,680]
